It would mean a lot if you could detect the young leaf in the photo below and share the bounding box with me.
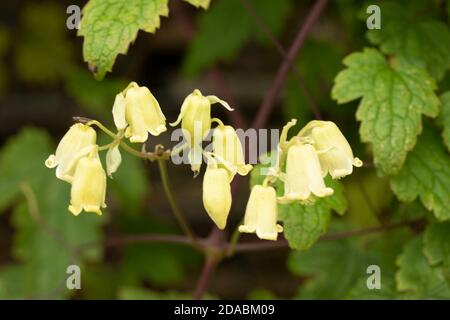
[78,0,169,80]
[332,48,439,175]
[390,126,450,221]
[365,1,450,81]
[184,0,211,9]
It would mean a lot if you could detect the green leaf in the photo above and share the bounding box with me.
[184,0,211,9]
[0,128,103,298]
[332,48,439,175]
[390,125,450,221]
[424,222,450,278]
[118,287,216,300]
[183,0,291,76]
[78,0,169,80]
[365,1,450,81]
[396,236,450,298]
[279,177,347,251]
[15,3,73,85]
[440,92,450,152]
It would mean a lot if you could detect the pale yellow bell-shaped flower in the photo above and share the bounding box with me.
[202,159,232,230]
[170,89,233,174]
[308,121,362,179]
[106,143,121,177]
[278,142,334,203]
[68,147,107,216]
[212,124,252,177]
[112,82,166,143]
[239,185,283,241]
[45,123,97,183]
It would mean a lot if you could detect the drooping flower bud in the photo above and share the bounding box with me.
[308,121,362,179]
[212,124,252,177]
[68,147,107,216]
[278,142,333,203]
[239,185,283,241]
[106,143,121,177]
[45,123,97,183]
[170,89,233,174]
[112,82,166,143]
[202,160,232,230]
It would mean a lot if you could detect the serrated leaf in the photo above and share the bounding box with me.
[424,222,450,278]
[0,128,103,298]
[396,236,450,298]
[332,48,439,175]
[184,0,211,9]
[279,177,347,251]
[78,0,169,80]
[365,1,450,81]
[440,92,450,152]
[390,125,450,221]
[183,0,291,76]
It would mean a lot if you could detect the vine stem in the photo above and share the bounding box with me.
[158,158,197,244]
[252,0,328,130]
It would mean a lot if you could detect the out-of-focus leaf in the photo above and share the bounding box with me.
[332,48,439,175]
[440,92,450,152]
[65,67,127,120]
[15,3,73,85]
[118,287,216,300]
[365,1,450,81]
[279,177,347,251]
[184,0,211,9]
[396,236,450,298]
[0,128,103,299]
[424,222,450,278]
[247,288,277,300]
[390,126,450,221]
[183,0,292,76]
[78,0,169,80]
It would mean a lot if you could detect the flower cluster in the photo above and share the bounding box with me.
[239,119,362,241]
[45,82,166,215]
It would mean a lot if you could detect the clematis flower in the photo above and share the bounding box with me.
[112,82,166,143]
[239,185,283,241]
[307,121,362,179]
[278,142,334,203]
[68,147,107,216]
[212,124,252,177]
[170,89,233,174]
[202,158,232,229]
[45,123,97,183]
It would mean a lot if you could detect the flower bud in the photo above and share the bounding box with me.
[202,164,232,229]
[310,121,362,179]
[68,147,107,216]
[45,123,96,183]
[278,142,333,203]
[212,124,252,177]
[106,144,121,177]
[239,185,283,241]
[113,82,166,143]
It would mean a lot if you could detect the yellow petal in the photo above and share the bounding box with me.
[202,166,232,229]
[112,92,127,131]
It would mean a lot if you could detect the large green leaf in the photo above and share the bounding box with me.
[390,126,450,221]
[183,0,292,76]
[0,128,103,299]
[365,1,450,81]
[78,0,169,80]
[332,48,439,175]
[279,178,347,251]
[396,236,450,298]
